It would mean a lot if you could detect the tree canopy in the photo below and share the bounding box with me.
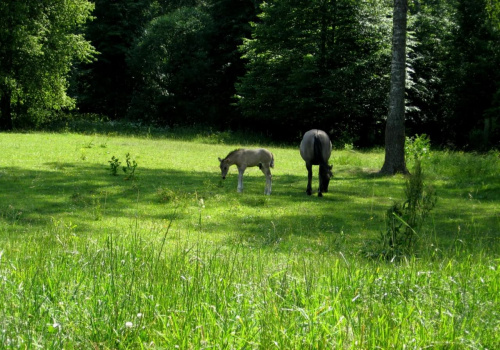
[1,0,499,149]
[0,0,96,129]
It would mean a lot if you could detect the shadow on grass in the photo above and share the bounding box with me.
[0,161,498,255]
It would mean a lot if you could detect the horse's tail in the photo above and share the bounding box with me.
[270,153,275,168]
[313,133,324,165]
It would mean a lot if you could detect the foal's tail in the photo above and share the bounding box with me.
[270,153,275,168]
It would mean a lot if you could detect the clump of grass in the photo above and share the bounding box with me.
[381,160,436,258]
[156,187,178,203]
[370,135,437,260]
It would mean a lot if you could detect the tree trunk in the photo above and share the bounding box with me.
[0,89,13,131]
[380,0,409,175]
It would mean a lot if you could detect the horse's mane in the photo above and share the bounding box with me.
[224,148,242,160]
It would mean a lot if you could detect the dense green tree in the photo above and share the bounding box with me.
[407,0,499,149]
[73,0,157,119]
[127,1,259,127]
[236,0,392,144]
[0,0,96,130]
[204,0,261,127]
[486,0,500,30]
[128,7,214,125]
[405,0,457,143]
[447,0,500,148]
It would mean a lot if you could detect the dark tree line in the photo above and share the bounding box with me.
[1,0,499,149]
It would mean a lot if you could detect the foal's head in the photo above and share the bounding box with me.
[218,157,230,179]
[319,164,333,193]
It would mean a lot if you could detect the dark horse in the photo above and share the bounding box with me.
[299,129,333,197]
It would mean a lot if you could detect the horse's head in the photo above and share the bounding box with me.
[218,157,229,179]
[319,164,333,193]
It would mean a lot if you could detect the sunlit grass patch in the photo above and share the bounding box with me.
[0,131,499,348]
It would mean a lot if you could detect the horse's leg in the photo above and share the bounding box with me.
[260,165,272,195]
[306,163,313,196]
[237,166,246,192]
[318,166,323,197]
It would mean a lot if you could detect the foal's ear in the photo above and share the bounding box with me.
[218,157,222,163]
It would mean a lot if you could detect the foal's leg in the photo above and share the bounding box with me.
[260,164,272,195]
[237,166,246,192]
[306,163,313,196]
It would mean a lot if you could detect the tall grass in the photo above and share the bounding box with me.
[0,131,499,348]
[1,225,498,348]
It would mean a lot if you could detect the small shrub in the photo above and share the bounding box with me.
[109,156,121,176]
[108,153,138,179]
[122,153,138,180]
[156,187,178,203]
[405,134,431,165]
[378,160,437,259]
[344,143,354,151]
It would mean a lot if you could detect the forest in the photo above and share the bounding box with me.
[1,0,499,149]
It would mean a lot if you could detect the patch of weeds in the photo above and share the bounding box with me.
[109,156,121,176]
[319,230,346,253]
[83,139,95,149]
[70,191,105,220]
[344,143,354,151]
[70,191,86,206]
[405,134,431,168]
[264,221,283,246]
[122,153,138,180]
[376,160,437,260]
[241,196,271,207]
[91,194,103,221]
[196,130,232,144]
[1,205,23,225]
[156,187,178,203]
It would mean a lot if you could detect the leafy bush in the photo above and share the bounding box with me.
[109,156,121,176]
[122,153,138,180]
[405,134,431,165]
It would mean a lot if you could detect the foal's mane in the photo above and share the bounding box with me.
[224,148,242,160]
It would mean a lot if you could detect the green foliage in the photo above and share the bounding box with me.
[379,160,437,259]
[405,133,431,164]
[122,153,138,180]
[108,153,138,179]
[128,6,214,125]
[73,0,157,118]
[236,0,392,143]
[444,0,500,148]
[108,156,121,176]
[486,0,500,30]
[0,0,96,129]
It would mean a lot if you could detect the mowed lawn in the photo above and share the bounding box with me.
[0,131,499,349]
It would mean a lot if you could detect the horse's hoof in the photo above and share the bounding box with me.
[306,190,312,196]
[318,192,323,197]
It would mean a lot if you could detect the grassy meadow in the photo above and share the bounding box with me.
[0,129,499,349]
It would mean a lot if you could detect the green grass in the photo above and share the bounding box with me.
[0,131,499,349]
